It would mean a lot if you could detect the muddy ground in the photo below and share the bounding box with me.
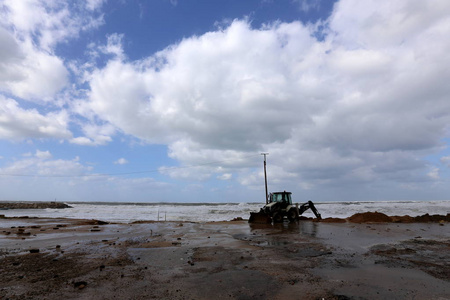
[0,217,449,300]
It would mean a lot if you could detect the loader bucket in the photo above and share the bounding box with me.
[248,211,272,223]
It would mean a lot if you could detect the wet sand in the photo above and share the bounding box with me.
[0,217,449,300]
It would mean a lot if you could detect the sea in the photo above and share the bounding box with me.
[1,200,449,223]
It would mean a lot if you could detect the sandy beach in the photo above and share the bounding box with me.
[1,216,449,300]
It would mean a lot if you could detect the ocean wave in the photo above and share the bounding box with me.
[2,200,449,223]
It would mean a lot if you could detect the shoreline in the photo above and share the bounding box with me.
[1,216,449,299]
[1,211,449,224]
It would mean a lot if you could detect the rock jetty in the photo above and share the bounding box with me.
[0,202,72,209]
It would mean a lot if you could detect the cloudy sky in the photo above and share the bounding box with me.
[1,0,450,203]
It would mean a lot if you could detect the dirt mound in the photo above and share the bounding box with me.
[391,213,450,223]
[345,212,449,223]
[390,215,415,223]
[413,213,450,223]
[348,212,392,223]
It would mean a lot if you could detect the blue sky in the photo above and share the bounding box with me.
[1,0,450,203]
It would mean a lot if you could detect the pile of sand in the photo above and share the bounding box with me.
[348,212,393,223]
[320,212,449,224]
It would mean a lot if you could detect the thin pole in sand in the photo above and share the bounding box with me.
[157,210,160,222]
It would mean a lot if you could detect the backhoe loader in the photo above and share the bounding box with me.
[248,154,322,223]
[249,191,321,223]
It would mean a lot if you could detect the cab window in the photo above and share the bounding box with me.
[273,193,284,203]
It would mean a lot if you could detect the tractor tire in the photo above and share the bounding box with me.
[287,209,298,222]
[272,212,283,223]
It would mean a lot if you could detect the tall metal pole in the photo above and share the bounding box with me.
[261,153,269,204]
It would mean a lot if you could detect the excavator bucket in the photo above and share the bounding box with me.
[248,211,272,223]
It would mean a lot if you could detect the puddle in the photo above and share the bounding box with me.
[127,247,192,268]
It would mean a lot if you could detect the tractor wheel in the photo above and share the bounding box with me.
[272,212,283,223]
[287,209,298,222]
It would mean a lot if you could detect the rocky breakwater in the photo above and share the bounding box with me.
[0,202,72,210]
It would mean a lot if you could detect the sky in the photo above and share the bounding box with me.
[1,0,450,203]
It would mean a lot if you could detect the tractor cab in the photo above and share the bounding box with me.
[269,191,292,208]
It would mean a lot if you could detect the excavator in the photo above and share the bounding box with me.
[249,191,322,223]
[248,154,322,223]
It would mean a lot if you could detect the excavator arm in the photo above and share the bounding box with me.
[298,200,322,220]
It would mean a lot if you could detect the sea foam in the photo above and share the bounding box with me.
[1,200,449,223]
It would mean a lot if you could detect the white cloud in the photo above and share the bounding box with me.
[1,0,449,200]
[158,165,212,181]
[88,20,318,147]
[86,0,107,11]
[100,33,126,60]
[83,0,450,195]
[441,156,450,167]
[427,167,439,180]
[70,137,95,146]
[0,0,110,141]
[114,158,129,165]
[70,123,115,146]
[35,150,52,160]
[0,0,105,50]
[0,151,91,177]
[292,0,321,12]
[329,0,450,49]
[0,28,68,101]
[0,0,105,101]
[0,153,173,202]
[0,96,72,140]
[217,173,232,180]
